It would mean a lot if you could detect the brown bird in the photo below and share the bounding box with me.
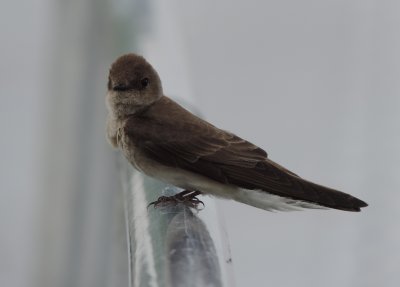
[106,53,368,212]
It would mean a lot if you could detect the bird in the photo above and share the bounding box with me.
[106,53,368,212]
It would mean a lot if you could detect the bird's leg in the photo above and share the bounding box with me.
[148,190,204,209]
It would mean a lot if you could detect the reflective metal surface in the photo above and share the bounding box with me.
[119,159,234,287]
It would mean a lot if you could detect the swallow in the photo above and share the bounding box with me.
[106,53,367,212]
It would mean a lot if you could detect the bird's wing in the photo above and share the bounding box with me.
[124,116,367,211]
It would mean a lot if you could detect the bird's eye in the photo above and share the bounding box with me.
[141,78,149,88]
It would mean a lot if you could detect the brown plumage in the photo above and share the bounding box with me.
[106,53,368,212]
[124,96,367,212]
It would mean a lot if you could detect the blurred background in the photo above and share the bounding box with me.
[1,0,399,286]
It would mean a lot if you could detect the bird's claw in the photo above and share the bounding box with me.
[147,190,204,210]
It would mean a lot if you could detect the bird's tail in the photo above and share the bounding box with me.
[295,179,368,212]
[263,159,368,212]
[234,183,367,212]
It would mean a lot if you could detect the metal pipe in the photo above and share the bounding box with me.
[119,159,234,287]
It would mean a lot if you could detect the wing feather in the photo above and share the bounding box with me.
[124,113,367,211]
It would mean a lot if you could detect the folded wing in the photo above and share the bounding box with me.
[125,115,367,212]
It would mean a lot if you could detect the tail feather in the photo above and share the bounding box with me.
[263,159,368,212]
[235,184,367,213]
[285,178,368,212]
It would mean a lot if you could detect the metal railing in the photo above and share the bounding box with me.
[119,159,235,287]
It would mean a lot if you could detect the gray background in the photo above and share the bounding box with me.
[1,0,399,286]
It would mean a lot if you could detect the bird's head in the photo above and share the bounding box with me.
[107,53,163,117]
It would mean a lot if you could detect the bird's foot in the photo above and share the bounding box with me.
[148,190,204,209]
